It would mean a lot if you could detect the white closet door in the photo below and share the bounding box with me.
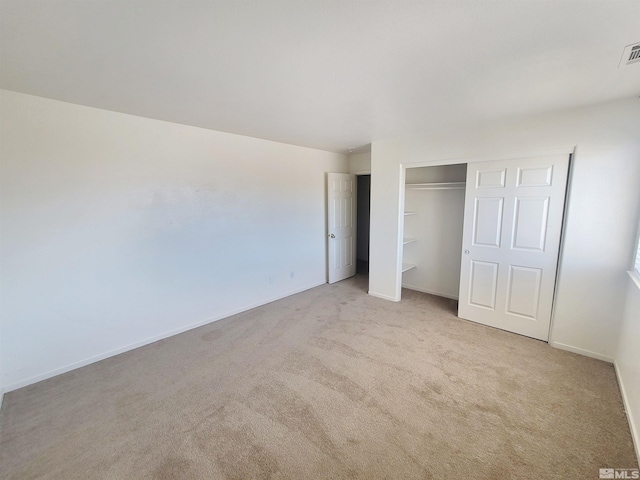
[327,173,357,284]
[458,155,569,341]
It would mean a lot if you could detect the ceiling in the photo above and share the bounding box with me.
[1,1,639,154]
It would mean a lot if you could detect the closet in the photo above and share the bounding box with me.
[399,154,570,342]
[401,164,467,299]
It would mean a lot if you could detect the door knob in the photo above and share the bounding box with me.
[464,250,470,255]
[329,233,335,238]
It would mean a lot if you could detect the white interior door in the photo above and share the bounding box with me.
[458,155,569,341]
[327,173,357,284]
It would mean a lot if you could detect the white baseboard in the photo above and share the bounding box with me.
[368,291,400,302]
[549,341,614,363]
[401,284,459,300]
[614,361,640,467]
[2,281,326,394]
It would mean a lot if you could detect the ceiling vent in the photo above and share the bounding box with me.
[619,42,640,67]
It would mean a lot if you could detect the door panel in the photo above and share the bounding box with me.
[477,168,507,188]
[327,173,357,284]
[473,197,504,247]
[512,197,549,251]
[458,155,569,341]
[517,165,553,187]
[506,265,542,318]
[469,260,499,309]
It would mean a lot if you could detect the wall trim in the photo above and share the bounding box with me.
[549,341,614,363]
[614,361,640,467]
[368,291,400,302]
[1,281,326,394]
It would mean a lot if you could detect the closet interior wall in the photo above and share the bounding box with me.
[402,164,467,299]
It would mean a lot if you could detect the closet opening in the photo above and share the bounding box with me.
[401,164,467,299]
[356,174,371,275]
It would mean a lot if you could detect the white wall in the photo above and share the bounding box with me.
[0,90,348,391]
[616,274,640,462]
[369,97,640,361]
[349,151,371,174]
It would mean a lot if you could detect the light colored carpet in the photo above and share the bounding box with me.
[0,275,637,479]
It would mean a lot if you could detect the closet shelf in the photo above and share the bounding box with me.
[402,263,417,273]
[405,181,465,190]
[403,237,417,245]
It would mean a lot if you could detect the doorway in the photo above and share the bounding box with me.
[356,175,371,274]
